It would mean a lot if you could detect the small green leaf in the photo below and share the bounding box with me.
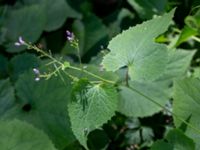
[0,119,57,150]
[68,84,118,149]
[102,9,175,82]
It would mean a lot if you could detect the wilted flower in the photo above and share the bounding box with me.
[14,36,25,46]
[66,30,75,41]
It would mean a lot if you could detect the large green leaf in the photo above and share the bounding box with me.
[0,79,15,117]
[119,81,169,117]
[2,71,75,149]
[151,129,195,150]
[0,119,57,150]
[102,9,175,82]
[3,5,45,52]
[68,84,118,149]
[173,78,200,149]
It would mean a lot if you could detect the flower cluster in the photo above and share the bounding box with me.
[33,68,40,81]
[66,30,75,42]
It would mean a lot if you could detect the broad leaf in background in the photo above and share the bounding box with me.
[158,49,196,81]
[127,0,167,19]
[8,53,40,81]
[0,79,15,117]
[107,8,135,38]
[1,71,75,149]
[68,84,118,149]
[0,119,57,150]
[173,78,200,149]
[21,0,81,31]
[3,5,45,52]
[62,14,108,57]
[44,0,81,31]
[119,81,169,117]
[0,54,8,78]
[151,129,195,150]
[102,9,175,82]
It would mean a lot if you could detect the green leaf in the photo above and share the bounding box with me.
[102,9,175,82]
[158,49,196,81]
[175,26,197,46]
[166,129,195,150]
[0,54,8,78]
[68,84,118,149]
[151,129,195,150]
[8,53,40,81]
[2,71,75,149]
[119,81,169,117]
[3,5,45,53]
[151,140,174,150]
[0,119,57,150]
[0,79,15,117]
[43,0,81,31]
[127,0,167,19]
[21,0,81,31]
[173,78,200,149]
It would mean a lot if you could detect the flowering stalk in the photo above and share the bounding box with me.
[14,36,115,84]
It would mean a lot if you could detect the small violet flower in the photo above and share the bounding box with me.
[33,68,40,75]
[66,30,75,41]
[14,36,25,46]
[33,68,40,82]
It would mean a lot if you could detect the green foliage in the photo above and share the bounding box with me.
[151,129,195,150]
[68,84,118,149]
[102,9,174,82]
[173,78,200,149]
[3,4,45,52]
[0,0,200,149]
[1,71,75,149]
[0,119,57,150]
[119,81,169,117]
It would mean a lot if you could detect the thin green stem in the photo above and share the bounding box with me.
[68,66,115,84]
[25,42,115,84]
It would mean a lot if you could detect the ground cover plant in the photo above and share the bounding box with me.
[0,0,200,150]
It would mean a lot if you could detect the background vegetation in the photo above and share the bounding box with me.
[0,0,200,150]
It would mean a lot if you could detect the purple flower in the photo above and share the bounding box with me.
[66,30,75,41]
[33,68,40,82]
[14,36,25,46]
[35,77,40,82]
[33,68,40,75]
